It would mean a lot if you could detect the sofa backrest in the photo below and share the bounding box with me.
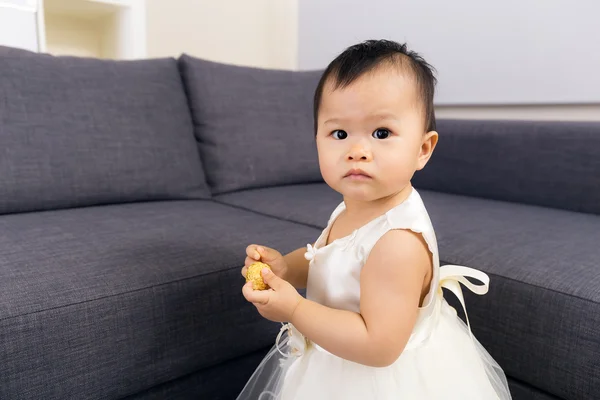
[178,54,324,195]
[0,46,210,215]
[413,119,600,215]
[4,47,596,217]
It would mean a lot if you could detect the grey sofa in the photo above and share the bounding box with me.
[0,45,598,400]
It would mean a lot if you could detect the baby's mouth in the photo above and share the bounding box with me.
[344,169,372,180]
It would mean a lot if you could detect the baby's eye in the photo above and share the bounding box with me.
[372,128,391,139]
[331,130,348,140]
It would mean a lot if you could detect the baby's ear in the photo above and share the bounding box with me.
[417,131,438,170]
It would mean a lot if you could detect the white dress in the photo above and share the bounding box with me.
[237,188,512,400]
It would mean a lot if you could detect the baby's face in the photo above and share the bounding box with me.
[316,68,431,203]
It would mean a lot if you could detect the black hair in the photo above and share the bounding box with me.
[313,39,437,134]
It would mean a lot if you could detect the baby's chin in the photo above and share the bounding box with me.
[333,182,411,204]
[334,185,384,203]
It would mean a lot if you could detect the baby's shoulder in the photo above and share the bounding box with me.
[354,193,437,261]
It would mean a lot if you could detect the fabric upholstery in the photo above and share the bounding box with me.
[413,119,600,215]
[124,347,271,400]
[0,49,210,215]
[178,55,324,194]
[0,201,318,400]
[508,379,561,400]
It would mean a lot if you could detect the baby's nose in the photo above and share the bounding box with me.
[346,144,372,161]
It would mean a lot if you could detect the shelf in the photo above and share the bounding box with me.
[42,0,145,60]
[45,0,121,19]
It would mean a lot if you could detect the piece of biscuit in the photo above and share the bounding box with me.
[246,262,272,290]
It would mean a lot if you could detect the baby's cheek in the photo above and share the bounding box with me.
[381,159,413,184]
[318,159,337,182]
[320,169,339,191]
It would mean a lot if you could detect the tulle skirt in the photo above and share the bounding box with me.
[237,296,511,400]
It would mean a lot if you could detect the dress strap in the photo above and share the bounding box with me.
[438,265,490,335]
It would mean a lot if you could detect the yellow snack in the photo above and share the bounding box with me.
[246,262,272,290]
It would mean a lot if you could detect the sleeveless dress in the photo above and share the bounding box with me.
[237,188,512,400]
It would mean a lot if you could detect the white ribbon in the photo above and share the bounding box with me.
[438,264,490,334]
[275,322,309,357]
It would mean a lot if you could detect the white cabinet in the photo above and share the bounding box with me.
[1,0,146,59]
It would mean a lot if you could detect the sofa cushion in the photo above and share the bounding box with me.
[0,48,210,215]
[413,119,600,215]
[216,183,600,400]
[0,201,318,400]
[178,55,323,194]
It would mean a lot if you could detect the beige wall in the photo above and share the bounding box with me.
[145,0,297,70]
[45,13,102,58]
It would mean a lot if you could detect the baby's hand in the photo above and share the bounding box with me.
[242,268,303,323]
[242,244,288,281]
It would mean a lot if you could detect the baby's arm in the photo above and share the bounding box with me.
[282,247,311,289]
[291,229,431,367]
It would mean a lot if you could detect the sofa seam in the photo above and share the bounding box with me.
[209,198,324,230]
[120,345,272,400]
[505,375,562,400]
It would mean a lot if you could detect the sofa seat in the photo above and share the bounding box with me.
[216,183,600,400]
[0,200,318,400]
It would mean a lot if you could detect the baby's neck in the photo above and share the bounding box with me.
[343,184,414,220]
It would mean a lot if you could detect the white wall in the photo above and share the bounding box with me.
[298,0,600,105]
[145,0,297,70]
[297,0,600,121]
